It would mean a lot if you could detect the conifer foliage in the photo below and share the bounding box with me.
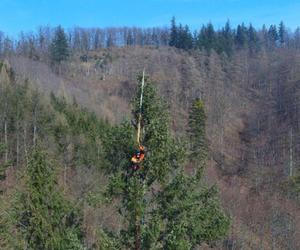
[50,26,69,64]
[0,61,230,249]
[104,76,229,249]
[188,99,208,166]
[14,147,84,250]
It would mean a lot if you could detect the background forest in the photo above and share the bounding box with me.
[0,18,300,249]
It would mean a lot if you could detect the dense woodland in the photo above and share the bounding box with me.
[0,19,300,249]
[0,18,300,59]
[0,61,229,249]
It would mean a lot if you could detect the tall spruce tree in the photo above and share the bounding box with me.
[220,20,234,56]
[188,99,207,167]
[268,25,278,47]
[103,76,229,249]
[0,61,14,192]
[14,147,83,250]
[235,23,248,49]
[248,24,259,53]
[169,17,178,47]
[279,21,287,47]
[50,26,69,64]
[180,25,193,50]
[196,23,216,53]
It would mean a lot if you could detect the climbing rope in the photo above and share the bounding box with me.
[130,69,146,174]
[136,69,145,146]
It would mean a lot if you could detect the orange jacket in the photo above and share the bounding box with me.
[131,153,145,164]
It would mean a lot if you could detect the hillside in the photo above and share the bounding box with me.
[4,45,300,249]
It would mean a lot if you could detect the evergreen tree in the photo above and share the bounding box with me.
[206,23,216,49]
[188,99,207,167]
[104,75,229,249]
[0,61,14,190]
[294,27,300,49]
[169,18,193,50]
[220,20,234,55]
[169,17,178,47]
[279,21,287,47]
[261,24,269,48]
[248,24,259,53]
[177,24,193,50]
[50,26,69,64]
[14,147,83,250]
[177,24,184,49]
[235,23,248,49]
[0,153,6,187]
[268,25,278,47]
[285,170,300,201]
[50,93,108,169]
[197,23,216,52]
[183,25,194,49]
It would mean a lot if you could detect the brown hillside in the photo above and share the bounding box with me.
[8,46,300,249]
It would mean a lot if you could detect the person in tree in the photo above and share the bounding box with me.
[130,145,145,171]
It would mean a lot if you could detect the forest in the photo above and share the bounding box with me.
[0,18,299,59]
[0,18,300,249]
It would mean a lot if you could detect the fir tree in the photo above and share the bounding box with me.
[169,17,178,47]
[294,27,300,49]
[14,147,83,250]
[0,61,14,190]
[104,75,230,249]
[279,21,287,47]
[268,25,278,47]
[248,24,259,53]
[188,99,208,167]
[182,25,193,50]
[50,26,69,64]
[220,20,234,56]
[235,23,248,49]
[197,23,216,52]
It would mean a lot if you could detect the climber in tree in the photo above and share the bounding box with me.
[129,69,146,175]
[131,145,145,171]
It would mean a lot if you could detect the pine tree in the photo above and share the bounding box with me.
[50,26,69,64]
[278,21,287,47]
[14,147,83,250]
[220,20,234,56]
[206,23,216,50]
[104,75,230,249]
[188,99,207,167]
[294,27,300,49]
[196,23,216,53]
[268,25,278,47]
[0,61,14,190]
[181,25,193,50]
[261,24,269,48]
[235,23,248,49]
[169,17,178,47]
[248,24,259,53]
[177,24,185,49]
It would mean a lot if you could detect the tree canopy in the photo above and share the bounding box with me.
[50,26,69,64]
[103,75,229,249]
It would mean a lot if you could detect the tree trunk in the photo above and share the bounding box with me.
[135,207,141,250]
[289,127,293,177]
[64,163,67,189]
[33,124,37,146]
[16,125,19,167]
[4,120,8,163]
[33,108,37,146]
[23,123,28,165]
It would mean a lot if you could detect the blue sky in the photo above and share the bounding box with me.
[0,0,299,37]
